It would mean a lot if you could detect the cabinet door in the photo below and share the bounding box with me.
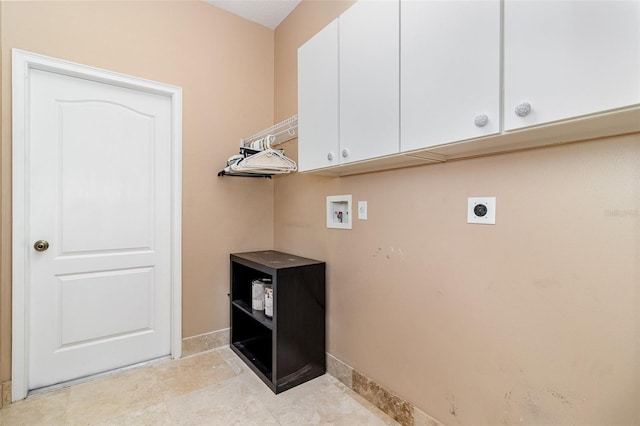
[298,19,340,171]
[504,0,640,131]
[401,0,500,152]
[339,0,400,164]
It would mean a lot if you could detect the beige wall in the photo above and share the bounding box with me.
[2,1,639,423]
[0,0,275,381]
[274,1,640,425]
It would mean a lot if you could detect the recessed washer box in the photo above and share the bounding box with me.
[468,197,496,224]
[327,195,352,229]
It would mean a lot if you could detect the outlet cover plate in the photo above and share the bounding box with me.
[468,197,496,224]
[358,201,367,220]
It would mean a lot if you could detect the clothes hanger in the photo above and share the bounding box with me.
[233,136,297,173]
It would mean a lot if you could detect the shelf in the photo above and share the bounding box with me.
[217,170,272,178]
[241,115,298,149]
[230,251,325,394]
[219,116,298,178]
[232,299,273,330]
[231,337,273,382]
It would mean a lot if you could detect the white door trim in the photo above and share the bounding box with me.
[11,49,183,401]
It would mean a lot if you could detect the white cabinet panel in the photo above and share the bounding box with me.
[339,0,400,163]
[504,0,640,130]
[401,0,501,151]
[298,20,340,172]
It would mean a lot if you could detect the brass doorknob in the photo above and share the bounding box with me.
[34,240,49,252]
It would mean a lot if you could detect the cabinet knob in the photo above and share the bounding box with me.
[515,102,531,117]
[327,152,334,161]
[341,148,349,158]
[474,114,489,128]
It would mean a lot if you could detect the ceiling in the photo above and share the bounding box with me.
[204,0,302,30]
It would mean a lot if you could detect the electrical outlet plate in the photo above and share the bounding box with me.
[358,201,367,220]
[467,197,496,224]
[327,195,352,229]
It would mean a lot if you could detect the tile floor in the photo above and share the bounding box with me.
[0,347,398,425]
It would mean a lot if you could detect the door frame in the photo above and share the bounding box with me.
[11,49,183,401]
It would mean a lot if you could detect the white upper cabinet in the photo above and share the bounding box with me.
[401,0,501,152]
[504,0,640,131]
[297,0,640,175]
[339,0,400,163]
[297,19,340,172]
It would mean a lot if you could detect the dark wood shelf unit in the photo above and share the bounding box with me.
[230,250,326,394]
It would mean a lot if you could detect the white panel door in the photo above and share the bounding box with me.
[298,19,340,171]
[504,0,640,130]
[28,68,172,390]
[339,0,400,163]
[401,0,501,151]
